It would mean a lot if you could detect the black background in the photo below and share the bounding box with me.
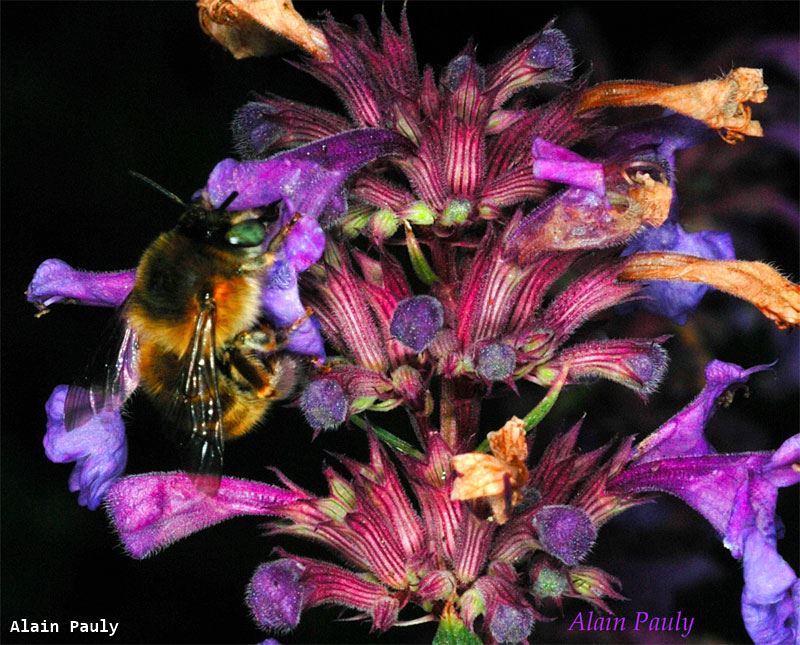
[3,2,798,644]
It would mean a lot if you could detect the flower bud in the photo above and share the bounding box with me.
[400,201,437,226]
[532,505,596,566]
[232,101,281,158]
[390,295,444,352]
[369,208,400,242]
[490,604,535,643]
[246,559,305,632]
[300,379,348,432]
[417,570,457,602]
[476,343,517,381]
[530,563,569,600]
[440,199,471,226]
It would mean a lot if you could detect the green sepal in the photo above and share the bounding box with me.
[440,199,471,226]
[402,201,437,226]
[432,613,482,645]
[341,205,372,238]
[404,222,440,285]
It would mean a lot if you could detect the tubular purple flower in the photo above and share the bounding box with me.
[44,385,128,510]
[635,360,774,463]
[531,138,605,194]
[622,221,735,324]
[27,259,136,311]
[205,129,411,359]
[205,129,411,213]
[104,473,303,558]
[247,559,306,632]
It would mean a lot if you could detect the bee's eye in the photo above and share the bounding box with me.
[225,221,265,247]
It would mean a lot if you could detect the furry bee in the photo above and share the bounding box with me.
[66,190,304,493]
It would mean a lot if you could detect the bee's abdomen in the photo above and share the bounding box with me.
[137,342,269,441]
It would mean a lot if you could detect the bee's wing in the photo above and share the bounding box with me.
[178,295,224,496]
[64,317,139,431]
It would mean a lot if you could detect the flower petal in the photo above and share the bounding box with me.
[261,260,325,359]
[206,129,411,214]
[44,385,128,510]
[635,360,773,463]
[608,452,771,541]
[105,473,302,558]
[531,137,605,195]
[27,259,135,311]
[740,528,799,645]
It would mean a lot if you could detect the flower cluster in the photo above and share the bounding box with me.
[28,7,798,644]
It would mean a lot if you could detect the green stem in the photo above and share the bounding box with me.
[476,363,570,452]
[350,415,424,460]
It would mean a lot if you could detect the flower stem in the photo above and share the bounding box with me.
[351,415,424,460]
[476,363,570,452]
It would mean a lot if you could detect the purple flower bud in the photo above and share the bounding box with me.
[390,295,444,352]
[232,101,281,159]
[477,343,517,381]
[442,54,485,92]
[300,379,348,432]
[489,604,535,643]
[44,385,127,511]
[527,29,572,78]
[532,505,597,566]
[247,559,306,633]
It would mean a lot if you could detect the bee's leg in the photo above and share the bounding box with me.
[234,305,315,354]
[222,346,279,399]
[238,213,306,274]
[268,212,303,252]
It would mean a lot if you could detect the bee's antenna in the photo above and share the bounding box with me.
[129,170,186,207]
[218,191,240,212]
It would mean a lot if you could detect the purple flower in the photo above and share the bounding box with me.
[205,129,411,213]
[26,259,135,311]
[104,473,303,558]
[634,360,773,463]
[44,385,128,510]
[622,221,735,324]
[610,374,799,645]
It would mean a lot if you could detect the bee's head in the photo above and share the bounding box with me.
[176,194,276,255]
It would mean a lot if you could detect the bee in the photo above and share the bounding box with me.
[65,183,306,494]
